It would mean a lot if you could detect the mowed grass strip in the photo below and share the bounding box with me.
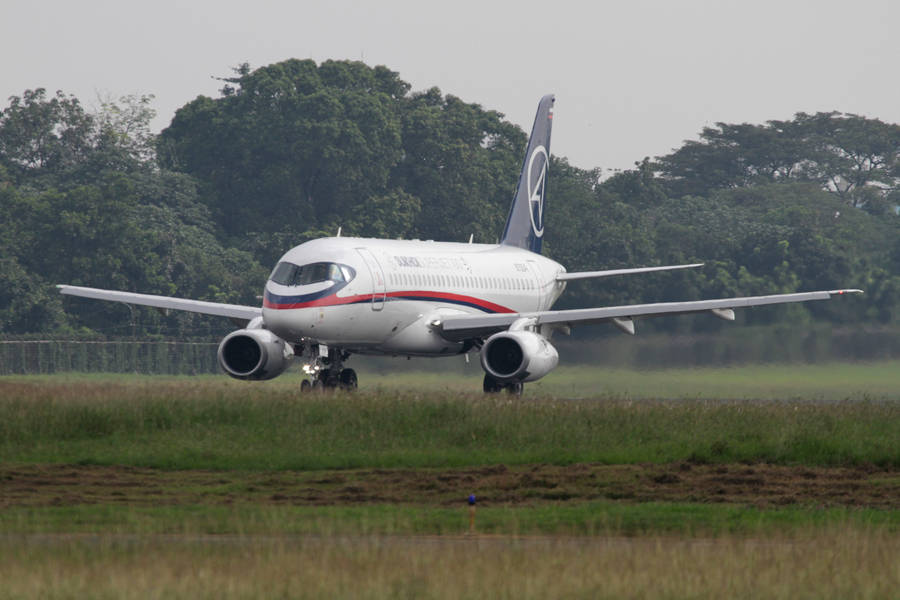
[9,359,900,400]
[1,530,898,599]
[1,378,897,470]
[362,360,900,400]
[536,361,900,400]
[2,501,898,537]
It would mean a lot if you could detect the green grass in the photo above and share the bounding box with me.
[536,361,900,400]
[8,359,900,400]
[345,360,900,400]
[1,374,898,470]
[3,367,897,597]
[2,501,897,537]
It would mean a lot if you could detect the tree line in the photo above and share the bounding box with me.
[1,59,897,337]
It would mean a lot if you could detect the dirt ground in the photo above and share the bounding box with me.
[2,462,897,510]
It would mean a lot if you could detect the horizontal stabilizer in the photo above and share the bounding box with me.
[57,285,261,321]
[557,263,703,281]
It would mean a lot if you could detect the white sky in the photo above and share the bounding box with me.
[2,0,898,173]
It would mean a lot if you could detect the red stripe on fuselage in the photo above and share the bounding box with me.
[263,290,514,313]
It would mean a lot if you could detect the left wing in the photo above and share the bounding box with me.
[57,285,262,323]
[437,289,863,341]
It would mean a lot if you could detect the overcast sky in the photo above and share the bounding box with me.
[3,0,898,173]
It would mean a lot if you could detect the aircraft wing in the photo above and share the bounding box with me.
[437,289,863,341]
[557,263,703,281]
[57,285,262,322]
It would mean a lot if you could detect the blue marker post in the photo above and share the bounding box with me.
[468,494,476,534]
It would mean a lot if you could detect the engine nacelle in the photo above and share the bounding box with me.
[480,330,559,383]
[217,328,294,381]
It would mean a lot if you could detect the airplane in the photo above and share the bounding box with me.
[58,95,862,394]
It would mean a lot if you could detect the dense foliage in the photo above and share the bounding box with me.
[1,59,897,336]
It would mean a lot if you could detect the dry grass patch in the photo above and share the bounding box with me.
[1,530,897,599]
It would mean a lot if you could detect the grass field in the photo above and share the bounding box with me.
[2,531,897,599]
[9,358,900,400]
[1,373,897,470]
[1,364,898,597]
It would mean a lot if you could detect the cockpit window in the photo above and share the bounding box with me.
[269,262,353,286]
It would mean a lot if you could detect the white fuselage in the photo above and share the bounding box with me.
[262,237,567,356]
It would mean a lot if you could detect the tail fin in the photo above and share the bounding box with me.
[500,94,555,254]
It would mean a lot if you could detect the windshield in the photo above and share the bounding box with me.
[269,262,352,286]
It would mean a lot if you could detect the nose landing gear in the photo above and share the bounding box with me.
[299,344,357,392]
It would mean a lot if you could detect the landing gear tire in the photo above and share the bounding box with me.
[483,374,504,394]
[504,382,524,396]
[300,379,312,393]
[483,374,524,395]
[317,369,339,390]
[339,368,358,391]
[312,379,324,391]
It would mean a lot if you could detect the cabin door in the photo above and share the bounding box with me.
[356,248,386,311]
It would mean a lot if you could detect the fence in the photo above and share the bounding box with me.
[0,340,220,375]
[2,325,899,376]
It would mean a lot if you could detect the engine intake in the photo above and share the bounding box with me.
[218,328,294,380]
[481,330,558,383]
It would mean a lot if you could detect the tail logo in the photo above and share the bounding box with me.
[527,145,548,238]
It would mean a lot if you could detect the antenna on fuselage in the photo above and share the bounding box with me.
[468,234,474,244]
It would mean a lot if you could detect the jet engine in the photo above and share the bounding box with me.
[480,330,559,383]
[217,328,294,380]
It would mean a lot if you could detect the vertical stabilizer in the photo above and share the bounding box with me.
[500,94,555,254]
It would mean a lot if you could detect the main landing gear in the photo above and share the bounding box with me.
[299,345,357,392]
[483,374,524,396]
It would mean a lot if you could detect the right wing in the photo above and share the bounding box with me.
[57,285,262,323]
[438,289,863,341]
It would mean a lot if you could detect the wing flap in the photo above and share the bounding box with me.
[57,285,262,321]
[439,289,862,340]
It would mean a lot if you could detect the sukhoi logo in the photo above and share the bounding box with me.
[527,145,548,238]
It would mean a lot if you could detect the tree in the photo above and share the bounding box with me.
[0,88,268,335]
[160,59,406,241]
[0,89,94,185]
[391,89,524,243]
[91,93,158,171]
[799,112,900,207]
[654,112,900,209]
